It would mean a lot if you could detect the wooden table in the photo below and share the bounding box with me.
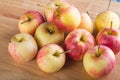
[0,0,120,80]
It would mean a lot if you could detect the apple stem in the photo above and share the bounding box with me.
[43,12,47,22]
[96,45,101,57]
[53,50,71,57]
[37,3,52,10]
[87,11,90,16]
[107,0,111,10]
[37,4,48,22]
[110,21,113,35]
[86,11,93,20]
[98,45,100,53]
[21,17,31,24]
[60,50,72,54]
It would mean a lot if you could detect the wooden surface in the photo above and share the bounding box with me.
[0,0,120,80]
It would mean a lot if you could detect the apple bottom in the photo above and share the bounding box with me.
[34,22,64,47]
[86,58,115,78]
[8,44,23,61]
[8,43,37,62]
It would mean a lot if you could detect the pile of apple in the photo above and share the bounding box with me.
[8,0,120,78]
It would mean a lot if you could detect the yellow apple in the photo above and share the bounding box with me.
[95,10,120,31]
[34,22,64,47]
[8,33,38,62]
[78,12,94,33]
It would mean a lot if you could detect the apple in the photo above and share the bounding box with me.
[95,0,119,31]
[36,44,65,73]
[64,29,95,61]
[96,26,120,54]
[53,4,81,32]
[18,10,45,35]
[34,22,64,47]
[83,45,116,78]
[78,12,94,33]
[45,0,69,22]
[8,33,38,62]
[44,5,56,22]
[37,2,56,22]
[95,10,119,31]
[37,0,69,22]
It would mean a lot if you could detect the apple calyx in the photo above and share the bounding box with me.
[79,35,87,43]
[46,27,55,34]
[53,51,61,57]
[12,36,25,42]
[48,30,54,34]
[21,17,31,24]
[107,0,111,10]
[53,50,71,57]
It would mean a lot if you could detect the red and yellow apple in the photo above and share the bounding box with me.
[8,33,38,62]
[18,10,45,35]
[44,5,55,22]
[36,44,65,73]
[64,29,95,61]
[78,12,94,33]
[96,27,120,54]
[83,45,116,78]
[34,22,64,47]
[53,4,81,32]
[45,0,69,22]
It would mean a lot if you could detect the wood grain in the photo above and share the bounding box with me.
[0,0,120,80]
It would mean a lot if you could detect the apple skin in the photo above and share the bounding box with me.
[53,5,81,32]
[18,10,45,35]
[45,7,55,22]
[96,28,120,54]
[83,45,116,78]
[34,22,64,47]
[36,44,65,73]
[78,12,94,33]
[44,2,56,22]
[64,29,95,61]
[45,0,68,22]
[95,10,120,31]
[8,33,38,62]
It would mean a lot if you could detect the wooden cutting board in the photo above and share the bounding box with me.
[0,0,120,80]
